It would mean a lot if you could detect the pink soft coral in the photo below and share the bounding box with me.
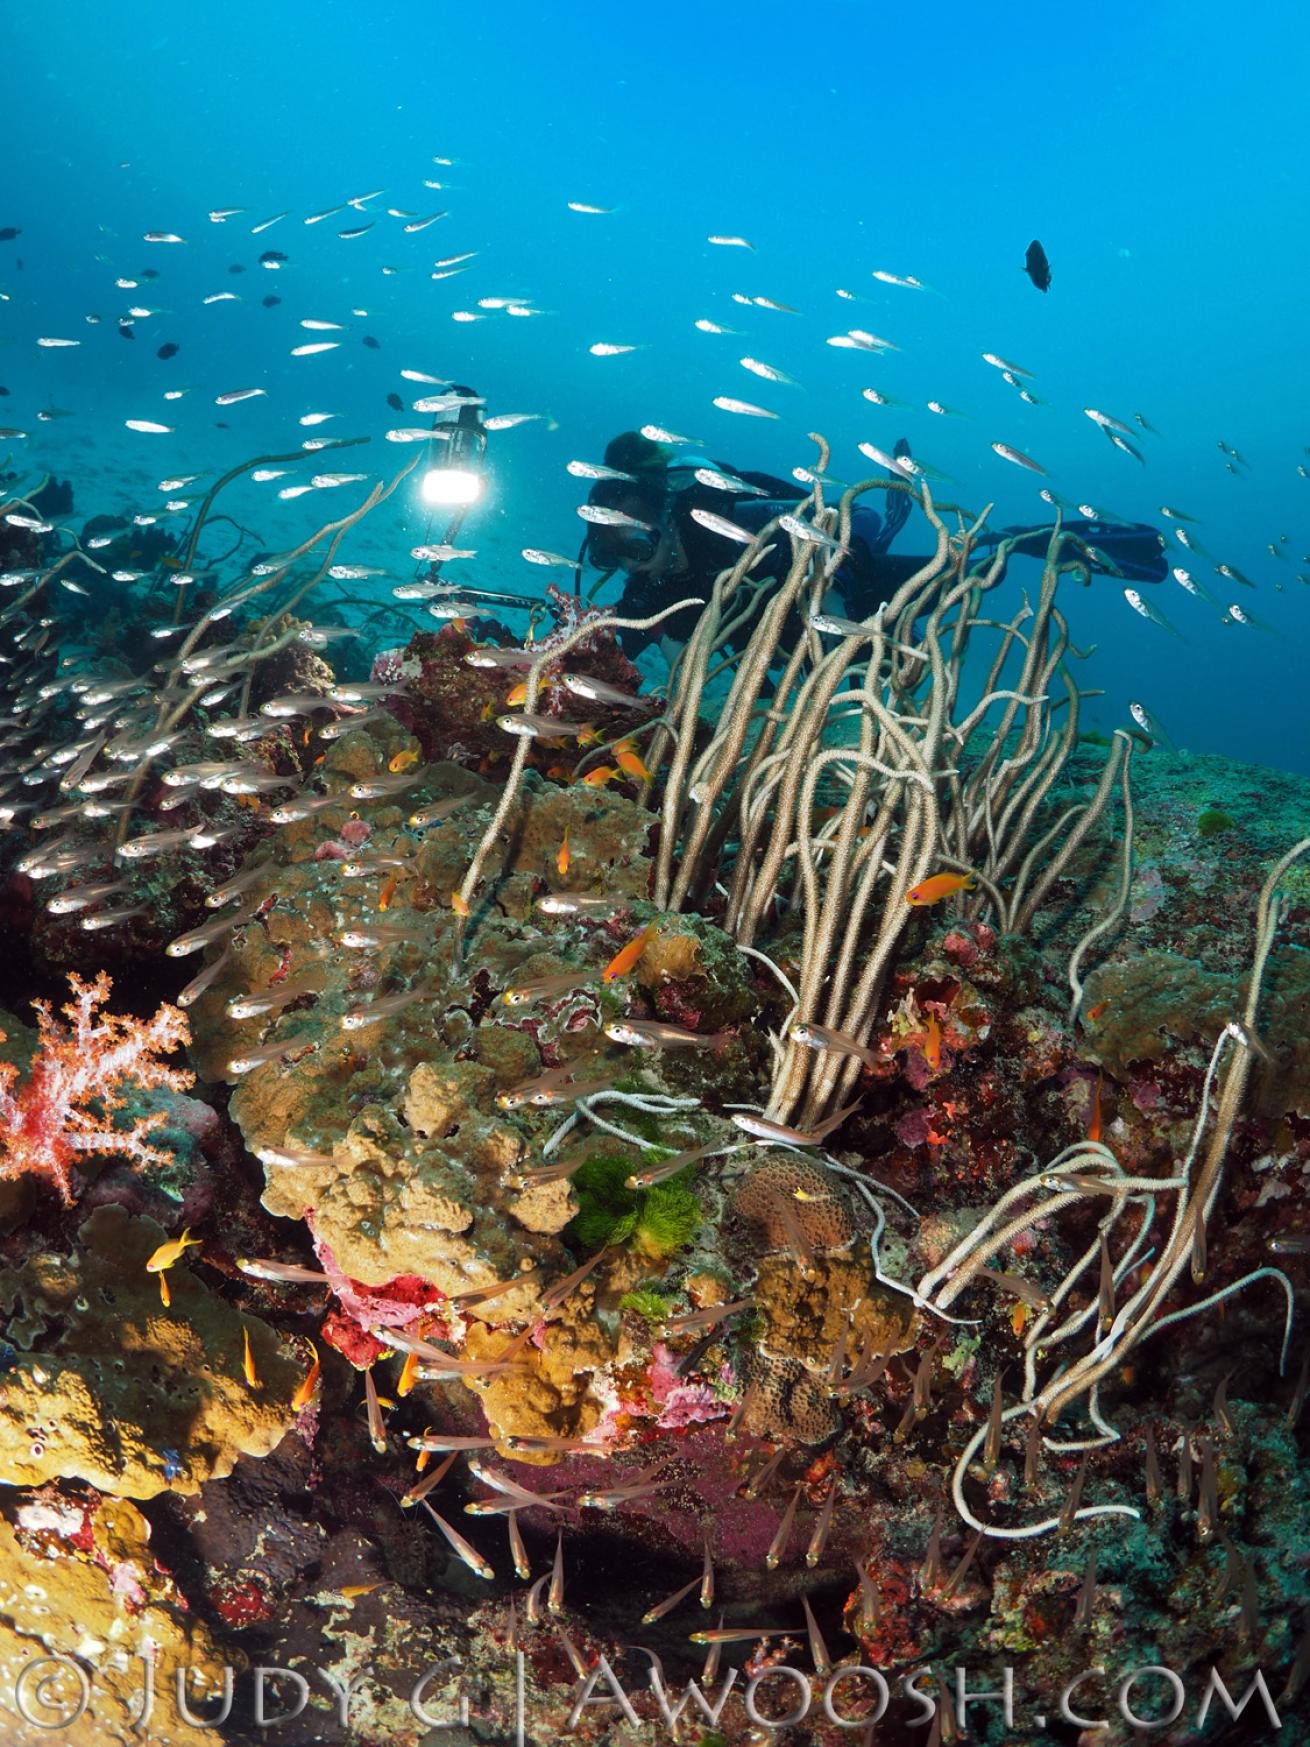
[0,972,193,1204]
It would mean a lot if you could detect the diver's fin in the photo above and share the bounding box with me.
[877,438,912,550]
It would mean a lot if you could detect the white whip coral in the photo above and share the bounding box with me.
[0,972,193,1204]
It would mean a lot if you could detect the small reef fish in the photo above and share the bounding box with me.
[166,904,262,958]
[626,1142,743,1189]
[712,396,778,419]
[1024,239,1052,291]
[991,442,1048,474]
[242,1327,260,1389]
[338,923,420,949]
[556,828,571,877]
[146,1229,201,1273]
[225,979,317,1020]
[602,922,657,982]
[732,1099,862,1148]
[236,1257,329,1285]
[535,891,624,916]
[906,871,976,907]
[604,1019,729,1049]
[339,986,433,1030]
[982,352,1034,376]
[463,646,535,670]
[228,1035,317,1077]
[501,969,589,1008]
[1124,587,1183,638]
[922,1012,943,1071]
[522,548,582,567]
[497,712,589,739]
[576,765,619,787]
[739,356,799,386]
[616,746,653,782]
[291,1347,321,1411]
[253,1144,337,1169]
[409,795,473,829]
[790,1022,880,1067]
[419,1501,494,1580]
[561,673,651,709]
[349,771,420,799]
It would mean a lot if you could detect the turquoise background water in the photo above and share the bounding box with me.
[2,0,1305,768]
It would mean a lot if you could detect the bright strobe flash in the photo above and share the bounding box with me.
[420,466,485,507]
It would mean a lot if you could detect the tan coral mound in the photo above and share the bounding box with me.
[0,1492,234,1747]
[0,1206,300,1499]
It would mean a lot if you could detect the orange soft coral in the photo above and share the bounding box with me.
[0,972,193,1204]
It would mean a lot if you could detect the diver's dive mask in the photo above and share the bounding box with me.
[585,522,662,572]
[583,476,668,572]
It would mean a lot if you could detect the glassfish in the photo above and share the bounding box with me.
[731,1099,862,1148]
[790,1022,879,1067]
[604,1019,729,1049]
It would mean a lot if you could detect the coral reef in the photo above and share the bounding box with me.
[0,1205,301,1498]
[3,455,1310,1747]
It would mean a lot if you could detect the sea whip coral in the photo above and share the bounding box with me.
[0,971,192,1204]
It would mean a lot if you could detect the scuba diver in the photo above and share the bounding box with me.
[581,430,1170,660]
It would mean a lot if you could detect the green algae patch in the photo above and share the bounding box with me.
[1197,808,1235,836]
[567,1154,701,1260]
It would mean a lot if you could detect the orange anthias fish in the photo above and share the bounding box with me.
[146,1228,202,1273]
[1087,1072,1103,1144]
[602,921,656,983]
[616,746,652,782]
[577,765,618,788]
[504,680,529,707]
[377,871,399,912]
[556,826,571,877]
[922,1012,942,1071]
[291,1344,321,1411]
[388,747,421,773]
[906,871,976,907]
[397,1348,421,1397]
[242,1326,260,1390]
[451,891,471,917]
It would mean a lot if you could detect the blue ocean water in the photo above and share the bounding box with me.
[4,0,1306,769]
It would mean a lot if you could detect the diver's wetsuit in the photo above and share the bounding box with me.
[610,466,911,659]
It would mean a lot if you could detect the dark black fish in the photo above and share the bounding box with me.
[216,421,230,430]
[0,386,9,397]
[0,228,19,243]
[262,294,282,308]
[362,335,380,350]
[140,268,159,281]
[157,342,179,360]
[259,249,288,267]
[386,392,404,412]
[1024,239,1051,293]
[117,321,135,340]
[229,262,246,274]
